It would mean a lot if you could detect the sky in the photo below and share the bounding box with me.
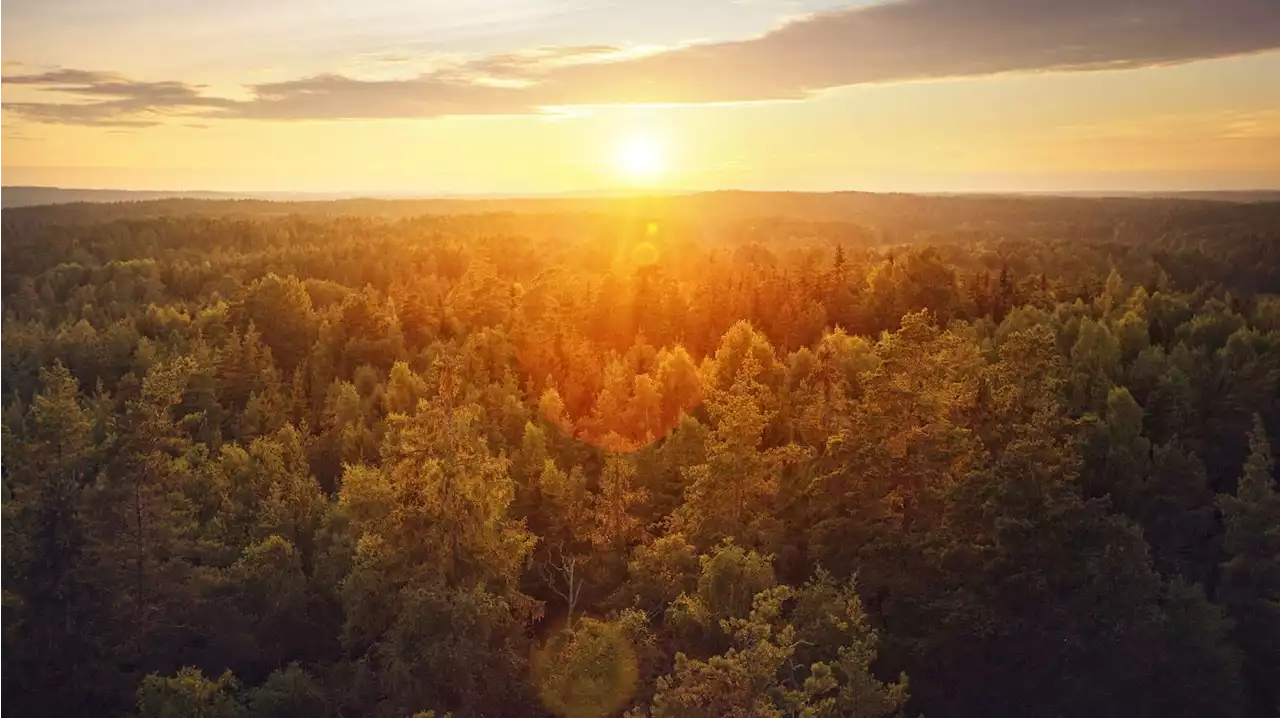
[3,0,1280,194]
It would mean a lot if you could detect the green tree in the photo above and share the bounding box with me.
[336,398,538,715]
[2,364,105,716]
[641,582,906,718]
[221,536,318,677]
[86,358,202,690]
[236,274,318,373]
[1216,415,1280,717]
[136,668,244,718]
[385,360,427,415]
[1081,385,1151,512]
[244,663,329,718]
[674,352,785,552]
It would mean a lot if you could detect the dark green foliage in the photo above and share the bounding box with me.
[244,663,329,718]
[1216,416,1280,716]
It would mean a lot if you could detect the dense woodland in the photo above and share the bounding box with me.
[3,193,1279,718]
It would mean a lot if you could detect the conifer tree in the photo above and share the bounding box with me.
[1216,415,1280,716]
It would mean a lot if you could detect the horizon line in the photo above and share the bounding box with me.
[5,185,1280,201]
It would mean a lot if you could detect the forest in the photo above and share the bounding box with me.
[2,192,1279,718]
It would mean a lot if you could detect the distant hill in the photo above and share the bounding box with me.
[1015,190,1280,203]
[0,186,367,208]
[1170,190,1280,202]
[3,186,241,207]
[4,185,1277,210]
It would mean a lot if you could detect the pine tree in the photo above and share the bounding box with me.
[87,357,200,684]
[3,364,105,716]
[673,352,781,552]
[335,398,539,715]
[1216,415,1280,717]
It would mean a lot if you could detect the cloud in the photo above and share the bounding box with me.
[452,44,622,79]
[1054,110,1280,142]
[231,45,656,119]
[3,69,237,126]
[228,0,1280,120]
[234,73,534,119]
[2,128,43,141]
[6,0,1280,125]
[534,0,1280,103]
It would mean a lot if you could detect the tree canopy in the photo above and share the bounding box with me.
[3,194,1279,717]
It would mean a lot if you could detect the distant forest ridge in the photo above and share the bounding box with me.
[3,185,1279,210]
[4,188,1280,247]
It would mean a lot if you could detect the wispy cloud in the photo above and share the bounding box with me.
[3,69,236,126]
[6,0,1279,125]
[2,128,43,141]
[232,44,669,118]
[1054,110,1280,142]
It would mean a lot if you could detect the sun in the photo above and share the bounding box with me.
[615,134,666,182]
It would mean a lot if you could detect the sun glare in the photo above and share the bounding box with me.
[615,134,666,182]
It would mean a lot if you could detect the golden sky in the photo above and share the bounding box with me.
[4,0,1279,193]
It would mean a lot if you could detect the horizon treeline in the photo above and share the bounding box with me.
[2,196,1279,717]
